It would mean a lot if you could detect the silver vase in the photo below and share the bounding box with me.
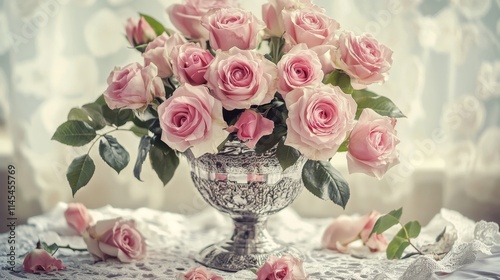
[185,139,307,272]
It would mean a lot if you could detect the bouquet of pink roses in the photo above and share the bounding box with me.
[52,0,404,209]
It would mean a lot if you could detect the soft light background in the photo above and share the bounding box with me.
[0,0,499,233]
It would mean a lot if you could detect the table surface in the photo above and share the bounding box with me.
[1,203,499,280]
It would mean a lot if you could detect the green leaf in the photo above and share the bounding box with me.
[41,242,59,256]
[386,235,411,260]
[301,160,350,209]
[99,135,130,174]
[337,139,349,152]
[81,103,107,130]
[94,94,106,106]
[352,90,406,119]
[68,107,92,123]
[102,106,134,127]
[323,70,353,94]
[52,120,97,146]
[403,221,422,239]
[216,135,230,152]
[269,36,285,64]
[130,125,149,137]
[134,136,152,181]
[67,104,107,130]
[370,208,403,237]
[149,141,179,186]
[386,221,421,259]
[132,115,156,130]
[66,154,95,196]
[255,125,287,154]
[164,77,176,99]
[139,13,167,36]
[276,139,301,171]
[264,53,273,62]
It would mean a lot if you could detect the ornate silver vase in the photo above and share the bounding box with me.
[185,139,307,272]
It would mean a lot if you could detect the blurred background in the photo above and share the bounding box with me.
[0,0,499,233]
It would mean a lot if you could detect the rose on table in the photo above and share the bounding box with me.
[23,203,147,273]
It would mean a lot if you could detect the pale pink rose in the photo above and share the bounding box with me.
[125,17,156,46]
[158,84,229,157]
[82,218,146,263]
[23,249,66,273]
[331,32,393,89]
[321,215,366,253]
[227,110,274,149]
[347,108,399,179]
[359,211,388,252]
[282,8,339,49]
[104,62,165,110]
[262,0,322,37]
[177,266,224,280]
[311,45,335,74]
[256,255,308,280]
[167,0,237,40]
[144,32,187,78]
[170,43,214,85]
[277,44,324,98]
[205,47,278,110]
[64,202,93,235]
[202,8,265,51]
[322,211,388,253]
[284,85,357,161]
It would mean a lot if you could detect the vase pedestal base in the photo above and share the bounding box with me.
[195,242,302,272]
[195,216,302,272]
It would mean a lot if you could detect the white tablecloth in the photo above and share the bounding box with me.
[1,203,499,279]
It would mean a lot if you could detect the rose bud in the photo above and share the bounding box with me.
[64,202,92,235]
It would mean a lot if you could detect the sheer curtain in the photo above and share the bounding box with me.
[1,0,499,230]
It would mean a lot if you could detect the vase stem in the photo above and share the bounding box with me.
[225,216,281,255]
[195,214,301,272]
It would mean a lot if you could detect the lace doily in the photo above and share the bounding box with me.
[1,204,499,279]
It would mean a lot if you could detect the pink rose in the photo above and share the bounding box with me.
[170,43,214,85]
[321,215,366,253]
[177,266,223,280]
[144,32,187,78]
[103,62,165,110]
[64,202,92,235]
[205,47,278,110]
[331,32,393,89]
[125,17,156,46]
[347,108,399,179]
[23,248,66,273]
[167,0,237,40]
[310,45,335,74]
[256,255,308,280]
[202,8,265,51]
[322,211,388,253]
[277,43,324,98]
[360,211,388,252]
[158,84,229,157]
[227,110,274,149]
[282,8,339,49]
[262,0,321,37]
[284,85,357,161]
[82,218,147,263]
